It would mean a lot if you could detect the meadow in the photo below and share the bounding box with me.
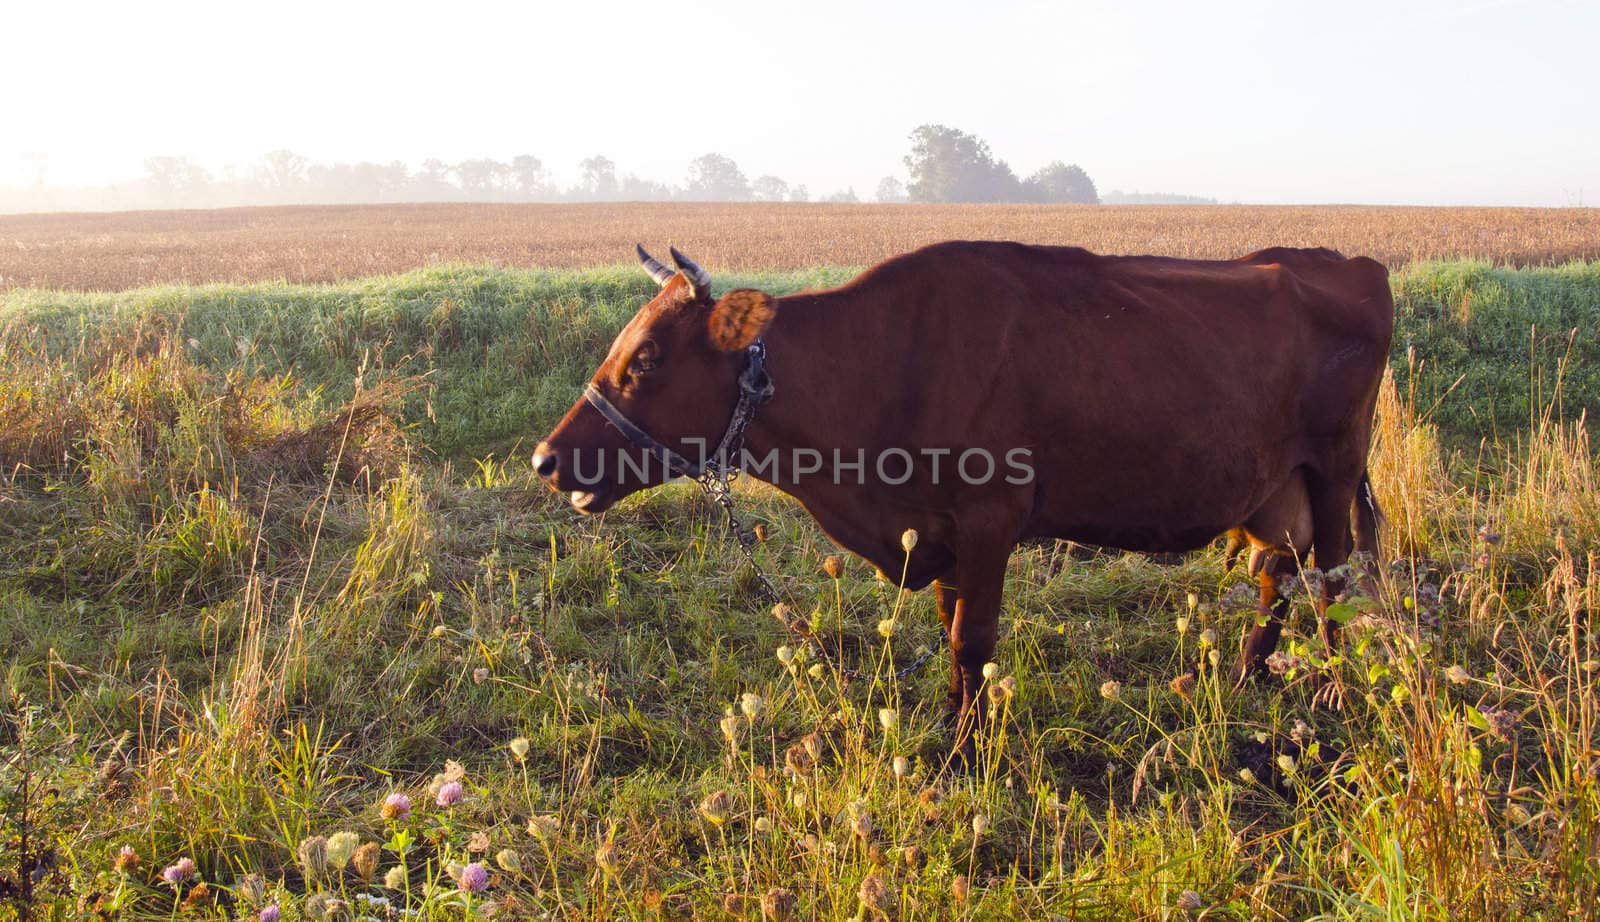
[1,250,1599,920]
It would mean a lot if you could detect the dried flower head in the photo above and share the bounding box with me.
[848,802,874,839]
[900,529,919,553]
[1175,615,1191,635]
[467,830,492,854]
[802,732,825,761]
[381,792,412,821]
[325,831,359,870]
[823,555,844,579]
[351,842,381,882]
[594,840,621,876]
[473,667,490,684]
[740,692,766,722]
[527,814,560,841]
[1239,767,1256,784]
[113,845,140,874]
[1169,673,1195,700]
[1186,592,1199,611]
[878,707,899,732]
[1176,889,1204,912]
[509,736,531,762]
[858,872,889,914]
[1482,707,1520,743]
[495,848,522,873]
[1099,680,1123,701]
[762,886,798,921]
[951,874,971,904]
[436,781,465,808]
[784,742,816,776]
[458,862,489,893]
[981,662,1001,681]
[383,865,407,890]
[1445,664,1470,686]
[776,645,795,665]
[297,836,328,880]
[1199,628,1217,648]
[238,872,266,905]
[877,617,897,638]
[720,712,742,742]
[892,756,911,779]
[1276,754,1297,776]
[971,813,991,836]
[700,790,732,827]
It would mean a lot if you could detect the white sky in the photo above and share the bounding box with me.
[3,0,1595,205]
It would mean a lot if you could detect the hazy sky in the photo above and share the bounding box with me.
[4,0,1596,205]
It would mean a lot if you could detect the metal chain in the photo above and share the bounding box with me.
[693,463,944,684]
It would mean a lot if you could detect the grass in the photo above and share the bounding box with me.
[1,261,1598,920]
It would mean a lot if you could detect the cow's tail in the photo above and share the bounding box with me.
[1354,469,1383,562]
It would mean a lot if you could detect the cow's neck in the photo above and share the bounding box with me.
[732,292,933,579]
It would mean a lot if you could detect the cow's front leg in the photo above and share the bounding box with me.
[933,580,962,722]
[947,548,1008,764]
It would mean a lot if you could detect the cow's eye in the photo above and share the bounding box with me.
[631,346,658,374]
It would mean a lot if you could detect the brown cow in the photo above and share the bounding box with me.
[533,241,1392,750]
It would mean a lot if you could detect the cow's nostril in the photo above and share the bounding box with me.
[533,449,557,478]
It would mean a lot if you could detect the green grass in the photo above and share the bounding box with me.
[1,261,1598,920]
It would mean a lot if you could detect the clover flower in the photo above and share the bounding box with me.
[381,792,412,821]
[259,906,281,922]
[456,862,488,893]
[161,857,197,888]
[436,781,464,808]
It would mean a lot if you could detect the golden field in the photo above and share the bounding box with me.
[1,202,1596,290]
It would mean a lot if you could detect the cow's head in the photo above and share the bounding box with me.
[533,246,776,513]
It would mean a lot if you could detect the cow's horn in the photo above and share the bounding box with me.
[636,244,675,287]
[670,247,712,299]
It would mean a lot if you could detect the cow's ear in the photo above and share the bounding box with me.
[708,289,775,351]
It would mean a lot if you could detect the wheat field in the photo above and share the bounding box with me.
[2,202,1597,290]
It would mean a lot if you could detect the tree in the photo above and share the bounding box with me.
[875,176,907,203]
[455,159,509,198]
[143,156,211,205]
[620,174,673,201]
[685,153,750,201]
[258,150,309,190]
[751,175,789,202]
[788,184,810,203]
[579,156,618,200]
[823,187,859,203]
[510,155,548,199]
[902,125,1020,203]
[1023,161,1098,204]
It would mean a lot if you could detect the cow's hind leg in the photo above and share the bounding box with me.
[1234,472,1313,683]
[1307,469,1363,651]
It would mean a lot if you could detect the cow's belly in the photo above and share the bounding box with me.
[1018,435,1296,553]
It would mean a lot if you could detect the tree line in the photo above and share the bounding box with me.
[2,125,1106,212]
